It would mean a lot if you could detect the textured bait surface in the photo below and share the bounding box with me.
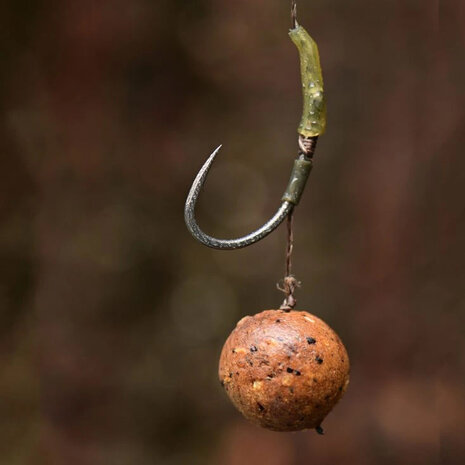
[219,310,350,432]
[289,25,326,137]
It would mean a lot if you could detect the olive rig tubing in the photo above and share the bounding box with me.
[184,2,326,250]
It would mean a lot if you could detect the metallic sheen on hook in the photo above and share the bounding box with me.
[184,23,325,250]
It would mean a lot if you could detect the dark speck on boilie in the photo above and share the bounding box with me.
[306,337,316,344]
[316,356,323,364]
[287,367,301,375]
[250,345,258,352]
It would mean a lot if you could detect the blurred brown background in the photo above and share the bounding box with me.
[1,0,464,464]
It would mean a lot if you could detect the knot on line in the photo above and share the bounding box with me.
[298,135,318,158]
[277,275,301,311]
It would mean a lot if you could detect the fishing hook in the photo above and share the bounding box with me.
[184,1,326,250]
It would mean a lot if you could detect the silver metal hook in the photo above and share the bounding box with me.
[184,144,316,250]
[184,145,296,250]
[184,1,325,250]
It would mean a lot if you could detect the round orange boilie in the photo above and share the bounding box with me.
[219,309,350,432]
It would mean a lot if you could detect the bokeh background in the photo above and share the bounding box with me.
[1,0,464,464]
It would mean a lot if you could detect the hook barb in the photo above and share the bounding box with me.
[184,146,295,250]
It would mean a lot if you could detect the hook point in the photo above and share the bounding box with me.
[210,143,222,159]
[204,144,223,169]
